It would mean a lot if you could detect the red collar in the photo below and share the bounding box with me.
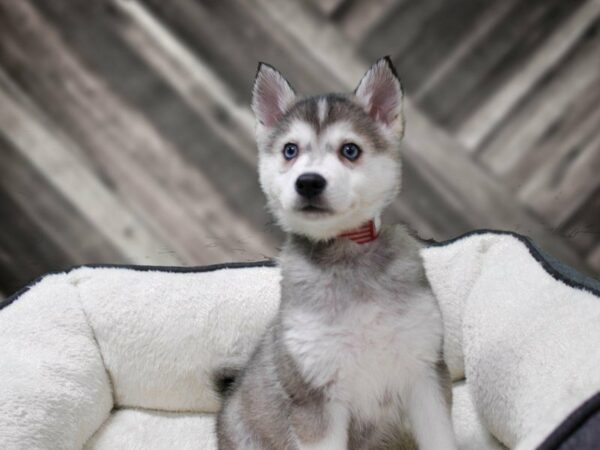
[338,219,379,244]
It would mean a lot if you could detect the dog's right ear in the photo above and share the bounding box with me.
[252,63,296,128]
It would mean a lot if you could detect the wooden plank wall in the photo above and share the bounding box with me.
[0,0,598,297]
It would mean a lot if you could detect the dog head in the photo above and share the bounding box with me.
[252,57,404,241]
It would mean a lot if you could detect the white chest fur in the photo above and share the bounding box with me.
[282,288,442,422]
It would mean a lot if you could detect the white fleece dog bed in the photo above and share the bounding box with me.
[1,230,599,450]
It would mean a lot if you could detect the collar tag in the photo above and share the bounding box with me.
[339,217,380,244]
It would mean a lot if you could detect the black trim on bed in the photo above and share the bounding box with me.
[537,390,600,450]
[0,260,276,312]
[428,229,600,297]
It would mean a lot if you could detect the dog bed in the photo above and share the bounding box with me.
[0,230,599,450]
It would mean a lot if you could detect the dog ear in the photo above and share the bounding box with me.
[354,56,404,136]
[252,63,296,128]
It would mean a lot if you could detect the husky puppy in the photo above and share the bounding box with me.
[216,57,457,450]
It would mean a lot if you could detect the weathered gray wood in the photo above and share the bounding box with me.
[358,0,445,68]
[142,0,342,96]
[0,131,124,266]
[0,69,180,265]
[307,0,347,17]
[417,0,583,129]
[335,0,400,43]
[478,21,600,180]
[589,243,600,273]
[0,0,276,265]
[33,0,279,247]
[391,0,498,96]
[498,64,600,193]
[396,156,472,239]
[515,74,600,230]
[560,187,600,257]
[413,0,515,101]
[0,0,597,290]
[114,0,256,166]
[458,0,600,150]
[0,128,100,297]
[0,187,75,297]
[519,126,600,228]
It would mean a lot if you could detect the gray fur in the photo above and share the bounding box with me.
[217,227,452,449]
[266,95,390,155]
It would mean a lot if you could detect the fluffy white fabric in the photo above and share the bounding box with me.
[421,234,493,381]
[1,233,598,449]
[84,409,217,450]
[423,236,515,450]
[452,381,505,450]
[0,275,112,450]
[69,265,281,412]
[422,234,600,449]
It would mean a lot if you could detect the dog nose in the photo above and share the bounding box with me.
[295,173,327,198]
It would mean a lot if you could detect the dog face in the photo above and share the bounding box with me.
[252,58,404,240]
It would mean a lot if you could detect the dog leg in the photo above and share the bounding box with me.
[406,373,457,450]
[295,401,348,450]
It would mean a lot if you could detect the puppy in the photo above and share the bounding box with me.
[216,57,457,450]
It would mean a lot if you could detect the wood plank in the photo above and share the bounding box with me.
[307,0,347,17]
[392,0,501,96]
[560,186,600,256]
[396,156,472,239]
[0,71,180,266]
[515,81,600,228]
[413,0,515,101]
[358,0,444,67]
[335,0,400,43]
[0,131,124,266]
[142,0,342,96]
[588,243,600,273]
[113,0,256,166]
[498,61,600,191]
[33,0,279,247]
[419,0,583,131]
[457,0,600,150]
[0,188,76,297]
[249,0,591,272]
[113,0,279,240]
[478,21,600,179]
[519,126,600,228]
[0,0,275,264]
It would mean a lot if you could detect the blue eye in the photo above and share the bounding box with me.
[341,143,361,161]
[283,143,298,160]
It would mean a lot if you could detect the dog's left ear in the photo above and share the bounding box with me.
[354,56,404,136]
